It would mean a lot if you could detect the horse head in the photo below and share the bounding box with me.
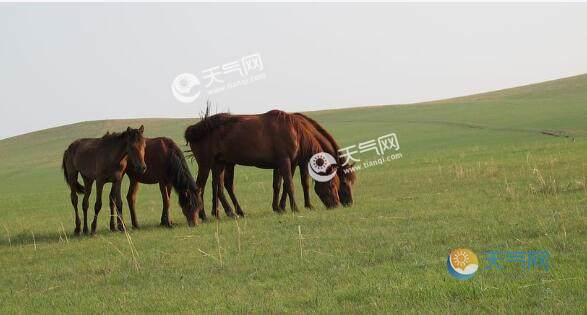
[124,125,147,174]
[337,163,356,206]
[313,165,341,209]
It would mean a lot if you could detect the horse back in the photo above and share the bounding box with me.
[66,137,126,181]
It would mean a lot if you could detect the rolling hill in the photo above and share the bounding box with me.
[0,74,586,313]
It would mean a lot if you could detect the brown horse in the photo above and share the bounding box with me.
[62,126,147,235]
[213,113,356,217]
[274,113,356,210]
[184,110,340,219]
[121,137,198,228]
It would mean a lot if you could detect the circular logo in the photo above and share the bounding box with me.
[171,73,201,103]
[447,248,479,280]
[308,152,337,182]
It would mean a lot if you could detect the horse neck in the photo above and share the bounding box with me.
[299,132,333,159]
[102,137,128,164]
[312,133,336,156]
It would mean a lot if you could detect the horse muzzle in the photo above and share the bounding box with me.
[136,165,147,174]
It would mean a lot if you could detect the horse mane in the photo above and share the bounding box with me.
[100,131,129,145]
[184,113,238,143]
[165,138,198,210]
[263,110,328,159]
[266,109,297,125]
[294,113,341,156]
[286,113,323,158]
[293,113,356,183]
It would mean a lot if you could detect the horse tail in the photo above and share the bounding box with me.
[62,148,85,194]
[166,140,197,210]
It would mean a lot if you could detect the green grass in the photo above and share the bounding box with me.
[1,75,586,313]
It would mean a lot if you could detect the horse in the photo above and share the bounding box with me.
[62,126,147,235]
[210,113,357,218]
[120,137,198,228]
[274,113,356,210]
[184,110,340,219]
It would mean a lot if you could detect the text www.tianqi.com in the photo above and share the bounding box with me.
[344,152,403,174]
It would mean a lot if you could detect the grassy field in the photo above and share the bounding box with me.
[0,75,586,313]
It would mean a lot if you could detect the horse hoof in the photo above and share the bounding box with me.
[160,222,173,228]
[74,229,81,236]
[132,225,140,230]
[109,225,116,232]
[305,204,314,210]
[237,211,245,218]
[83,228,89,235]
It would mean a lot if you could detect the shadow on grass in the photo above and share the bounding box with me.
[0,208,295,248]
[0,221,189,248]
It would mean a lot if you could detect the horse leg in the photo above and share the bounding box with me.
[272,169,283,213]
[108,186,116,231]
[195,165,210,221]
[114,180,125,232]
[224,164,245,217]
[279,159,298,212]
[279,165,296,211]
[81,177,94,235]
[299,164,313,209]
[159,182,172,227]
[70,188,81,236]
[127,179,140,229]
[217,166,236,218]
[211,165,221,219]
[91,181,104,235]
[166,183,173,226]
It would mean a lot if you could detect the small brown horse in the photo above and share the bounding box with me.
[274,113,356,211]
[185,110,340,219]
[121,137,198,228]
[62,126,147,235]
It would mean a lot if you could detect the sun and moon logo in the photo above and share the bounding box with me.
[447,248,479,280]
[307,152,337,182]
[171,73,201,103]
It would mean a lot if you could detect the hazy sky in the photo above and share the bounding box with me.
[1,3,587,139]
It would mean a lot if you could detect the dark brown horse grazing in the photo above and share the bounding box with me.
[215,113,356,217]
[62,126,147,235]
[275,113,356,210]
[184,110,340,219]
[120,137,198,228]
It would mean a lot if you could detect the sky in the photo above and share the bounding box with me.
[1,3,586,139]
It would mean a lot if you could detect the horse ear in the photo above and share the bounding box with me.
[139,125,144,134]
[127,127,131,132]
